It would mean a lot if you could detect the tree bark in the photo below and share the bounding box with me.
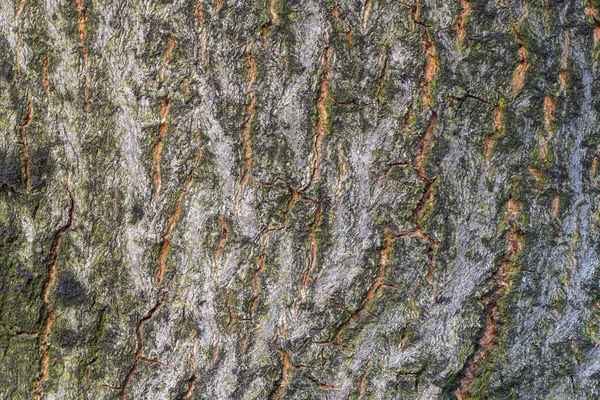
[1,0,600,398]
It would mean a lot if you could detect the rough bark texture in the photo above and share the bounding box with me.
[1,0,600,399]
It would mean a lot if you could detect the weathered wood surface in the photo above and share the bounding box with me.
[1,0,600,398]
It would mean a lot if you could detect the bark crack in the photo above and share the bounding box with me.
[183,330,198,400]
[269,340,293,400]
[152,95,171,204]
[357,363,373,399]
[306,376,340,391]
[511,24,530,99]
[456,0,471,43]
[34,172,76,400]
[151,38,176,203]
[539,94,555,162]
[194,1,208,65]
[395,113,438,284]
[118,291,167,400]
[225,291,254,354]
[323,227,394,351]
[484,104,505,167]
[304,34,332,191]
[585,1,600,48]
[362,0,372,33]
[43,55,51,93]
[261,0,279,41]
[158,37,175,83]
[411,1,438,109]
[300,202,323,301]
[559,33,569,91]
[234,46,257,214]
[454,185,525,400]
[155,142,203,285]
[249,226,282,322]
[246,178,320,324]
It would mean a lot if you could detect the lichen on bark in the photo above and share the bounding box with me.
[1,0,600,399]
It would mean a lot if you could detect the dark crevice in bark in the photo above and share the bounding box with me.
[452,187,525,400]
[34,173,76,400]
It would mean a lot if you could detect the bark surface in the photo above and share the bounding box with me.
[1,0,600,399]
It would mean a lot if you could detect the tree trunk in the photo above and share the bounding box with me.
[1,0,600,398]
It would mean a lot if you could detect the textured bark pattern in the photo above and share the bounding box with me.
[1,0,600,399]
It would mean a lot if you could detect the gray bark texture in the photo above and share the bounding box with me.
[1,0,600,398]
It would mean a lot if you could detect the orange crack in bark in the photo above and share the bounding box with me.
[118,292,167,400]
[262,0,279,41]
[15,0,26,29]
[358,364,373,399]
[158,37,175,83]
[300,202,323,300]
[586,1,600,47]
[559,33,569,91]
[212,340,220,364]
[421,29,438,109]
[195,0,205,25]
[398,327,408,353]
[269,0,279,26]
[512,25,530,99]
[327,227,393,351]
[235,47,257,214]
[152,38,175,182]
[155,142,203,285]
[152,96,171,204]
[543,95,555,134]
[75,0,89,111]
[362,0,373,33]
[411,1,438,109]
[553,194,560,219]
[454,185,525,400]
[249,227,280,321]
[137,356,164,365]
[225,289,252,328]
[183,330,198,400]
[456,0,471,43]
[539,95,555,162]
[43,55,51,93]
[270,342,294,399]
[346,29,354,49]
[304,35,332,191]
[528,166,543,196]
[34,172,76,400]
[224,288,254,353]
[194,1,208,64]
[485,105,505,166]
